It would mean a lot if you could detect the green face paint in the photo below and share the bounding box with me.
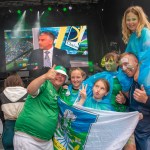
[104,58,118,71]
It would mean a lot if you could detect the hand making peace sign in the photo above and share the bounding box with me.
[79,84,88,101]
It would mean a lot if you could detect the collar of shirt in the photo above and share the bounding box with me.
[43,47,53,67]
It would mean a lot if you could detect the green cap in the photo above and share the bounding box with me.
[54,66,68,82]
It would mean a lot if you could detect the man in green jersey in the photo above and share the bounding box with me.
[14,65,68,150]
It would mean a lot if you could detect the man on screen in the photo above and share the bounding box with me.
[28,31,71,70]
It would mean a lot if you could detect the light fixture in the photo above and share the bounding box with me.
[17,10,22,14]
[68,5,72,10]
[62,7,67,12]
[48,6,52,11]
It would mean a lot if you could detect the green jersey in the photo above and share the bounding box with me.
[111,77,126,112]
[15,80,64,140]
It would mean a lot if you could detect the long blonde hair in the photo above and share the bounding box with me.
[122,6,150,44]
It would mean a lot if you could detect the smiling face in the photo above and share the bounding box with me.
[93,79,109,100]
[119,54,138,77]
[126,12,139,32]
[52,72,66,90]
[71,69,85,89]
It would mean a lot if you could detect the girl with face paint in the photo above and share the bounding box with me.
[80,51,136,149]
[82,51,130,112]
[101,51,119,72]
[101,51,127,112]
[102,52,138,150]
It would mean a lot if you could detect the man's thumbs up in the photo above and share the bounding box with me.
[133,84,148,103]
[141,84,145,91]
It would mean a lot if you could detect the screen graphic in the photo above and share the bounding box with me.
[4,25,88,71]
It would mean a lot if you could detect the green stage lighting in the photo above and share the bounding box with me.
[63,7,67,12]
[29,8,33,12]
[88,61,94,72]
[48,7,52,11]
[17,10,22,14]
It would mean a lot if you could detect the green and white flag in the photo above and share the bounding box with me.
[54,98,139,150]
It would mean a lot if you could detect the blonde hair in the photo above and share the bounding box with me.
[69,67,86,80]
[122,6,150,44]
